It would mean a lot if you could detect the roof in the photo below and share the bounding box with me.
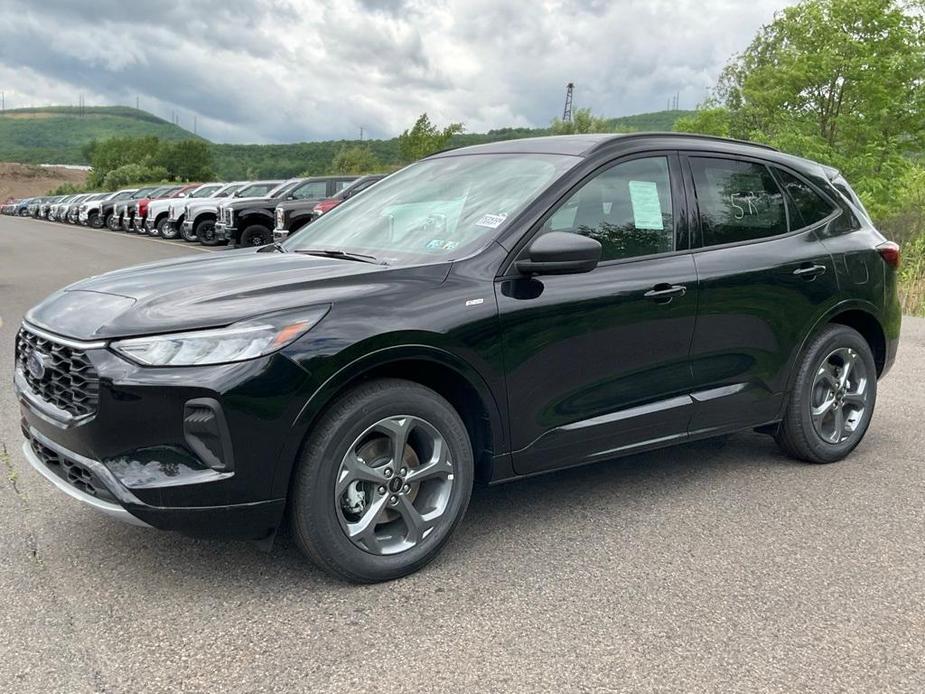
[432,132,779,158]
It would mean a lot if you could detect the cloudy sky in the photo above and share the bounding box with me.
[0,0,795,144]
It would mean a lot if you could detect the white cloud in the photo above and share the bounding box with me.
[0,0,796,143]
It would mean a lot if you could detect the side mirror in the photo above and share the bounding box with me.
[516,231,602,275]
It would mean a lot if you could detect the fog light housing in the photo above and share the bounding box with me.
[184,398,234,472]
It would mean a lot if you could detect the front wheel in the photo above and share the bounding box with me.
[156,218,172,238]
[199,222,223,246]
[88,213,103,229]
[290,379,474,583]
[775,324,877,463]
[239,225,273,247]
[183,219,206,242]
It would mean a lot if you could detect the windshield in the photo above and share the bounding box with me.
[236,182,280,198]
[191,185,221,198]
[284,153,577,264]
[132,188,156,199]
[113,190,136,201]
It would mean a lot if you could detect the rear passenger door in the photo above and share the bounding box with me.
[684,153,840,435]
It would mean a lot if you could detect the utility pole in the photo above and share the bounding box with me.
[136,96,140,110]
[562,82,574,122]
[194,116,197,135]
[359,126,364,141]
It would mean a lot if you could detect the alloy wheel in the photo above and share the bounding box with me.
[810,347,869,445]
[334,415,455,556]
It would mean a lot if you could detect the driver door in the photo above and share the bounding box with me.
[496,153,699,476]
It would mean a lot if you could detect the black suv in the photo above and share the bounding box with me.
[15,134,900,583]
[214,176,357,247]
[272,175,368,240]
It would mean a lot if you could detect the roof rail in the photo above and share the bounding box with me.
[594,131,779,153]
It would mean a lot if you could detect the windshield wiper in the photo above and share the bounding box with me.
[294,248,382,265]
[258,242,287,253]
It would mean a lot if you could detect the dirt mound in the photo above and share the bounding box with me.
[0,162,88,201]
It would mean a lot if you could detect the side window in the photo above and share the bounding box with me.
[773,168,836,229]
[691,157,787,246]
[292,181,329,200]
[545,157,674,261]
[334,180,353,192]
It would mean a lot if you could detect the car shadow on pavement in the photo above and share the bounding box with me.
[57,429,806,591]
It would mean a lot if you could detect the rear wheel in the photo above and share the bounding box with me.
[290,379,474,583]
[239,225,273,247]
[775,324,877,463]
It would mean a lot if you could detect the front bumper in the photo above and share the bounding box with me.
[214,222,235,241]
[15,329,310,539]
[273,228,290,242]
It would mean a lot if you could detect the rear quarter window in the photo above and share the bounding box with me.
[773,168,836,229]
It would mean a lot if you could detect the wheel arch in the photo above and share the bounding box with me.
[272,346,507,499]
[786,300,887,396]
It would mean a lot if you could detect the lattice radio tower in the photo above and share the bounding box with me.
[562,83,574,122]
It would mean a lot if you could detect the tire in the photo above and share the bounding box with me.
[775,324,877,463]
[88,213,102,229]
[199,222,223,246]
[183,219,206,242]
[290,378,474,583]
[239,225,272,247]
[155,218,170,238]
[161,219,180,240]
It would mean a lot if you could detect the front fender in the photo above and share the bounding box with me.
[269,343,507,499]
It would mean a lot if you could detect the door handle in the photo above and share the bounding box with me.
[792,264,827,280]
[644,284,687,303]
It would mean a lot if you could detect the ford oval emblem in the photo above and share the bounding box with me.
[27,351,48,380]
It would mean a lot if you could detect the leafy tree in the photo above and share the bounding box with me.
[86,136,161,187]
[155,139,214,182]
[327,144,382,174]
[398,114,464,162]
[550,108,614,135]
[676,0,925,210]
[101,163,169,190]
[48,182,83,196]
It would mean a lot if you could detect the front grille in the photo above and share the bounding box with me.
[27,435,117,503]
[15,327,100,418]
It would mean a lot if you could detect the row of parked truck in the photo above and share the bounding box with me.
[1,173,387,246]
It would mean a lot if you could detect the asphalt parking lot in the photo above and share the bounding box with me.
[0,215,923,693]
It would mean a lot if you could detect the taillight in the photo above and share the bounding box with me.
[313,199,339,216]
[877,241,901,268]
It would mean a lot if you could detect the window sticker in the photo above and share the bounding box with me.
[475,213,508,229]
[628,180,664,230]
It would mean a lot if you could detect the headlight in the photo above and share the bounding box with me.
[110,306,330,366]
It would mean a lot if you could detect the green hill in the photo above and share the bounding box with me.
[0,105,694,177]
[209,109,695,180]
[0,106,204,164]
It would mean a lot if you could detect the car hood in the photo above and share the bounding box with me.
[275,199,320,213]
[26,249,449,340]
[223,196,278,210]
